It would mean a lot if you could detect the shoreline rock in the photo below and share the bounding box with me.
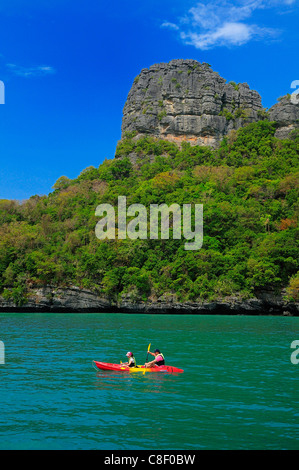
[0,286,297,315]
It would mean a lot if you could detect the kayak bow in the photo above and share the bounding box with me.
[93,361,184,373]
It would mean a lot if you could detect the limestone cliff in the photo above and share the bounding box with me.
[120,59,298,148]
[269,95,299,139]
[0,285,297,315]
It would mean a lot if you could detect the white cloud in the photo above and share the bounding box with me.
[161,21,179,30]
[162,0,292,49]
[6,63,56,77]
[181,21,278,50]
[181,22,254,49]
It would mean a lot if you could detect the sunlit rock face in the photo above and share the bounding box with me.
[121,59,264,148]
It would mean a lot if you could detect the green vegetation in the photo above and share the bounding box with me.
[229,81,240,91]
[257,109,270,120]
[234,107,251,119]
[157,110,167,121]
[0,121,298,303]
[219,106,251,121]
[219,108,234,121]
[278,94,291,102]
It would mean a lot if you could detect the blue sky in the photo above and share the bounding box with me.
[0,0,298,200]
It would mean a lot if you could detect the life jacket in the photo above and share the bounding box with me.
[155,353,165,366]
[128,356,137,367]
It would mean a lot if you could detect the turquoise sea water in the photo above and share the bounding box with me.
[0,312,298,450]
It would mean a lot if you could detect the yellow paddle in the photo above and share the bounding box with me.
[143,343,151,374]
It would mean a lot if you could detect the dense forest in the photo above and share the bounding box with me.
[0,121,298,307]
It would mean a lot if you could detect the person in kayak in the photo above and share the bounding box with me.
[145,348,165,367]
[123,351,137,368]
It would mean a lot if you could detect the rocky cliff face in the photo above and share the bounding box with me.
[121,59,298,148]
[269,95,299,139]
[0,285,297,315]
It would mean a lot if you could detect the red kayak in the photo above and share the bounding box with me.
[93,361,184,373]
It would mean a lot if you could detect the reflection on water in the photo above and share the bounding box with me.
[93,368,181,395]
